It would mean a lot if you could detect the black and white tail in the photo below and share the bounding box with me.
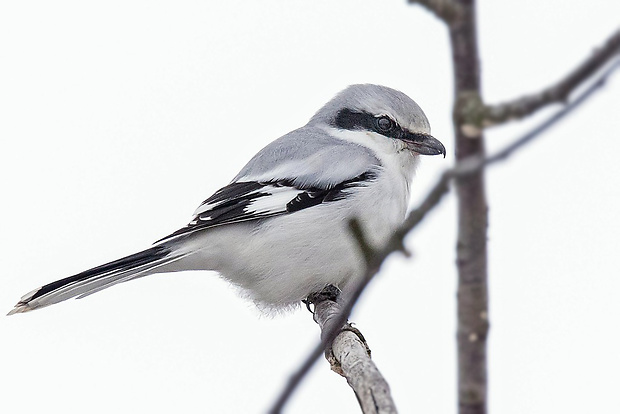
[8,245,187,315]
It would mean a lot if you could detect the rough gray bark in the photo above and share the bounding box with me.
[312,294,397,414]
[409,1,619,412]
[445,2,490,414]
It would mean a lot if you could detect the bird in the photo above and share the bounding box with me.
[8,84,446,316]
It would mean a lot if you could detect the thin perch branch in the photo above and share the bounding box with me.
[266,61,620,414]
[482,28,620,127]
[310,290,397,414]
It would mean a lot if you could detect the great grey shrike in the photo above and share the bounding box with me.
[9,84,446,315]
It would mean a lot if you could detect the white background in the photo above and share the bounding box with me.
[1,1,619,413]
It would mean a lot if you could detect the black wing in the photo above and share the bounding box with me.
[155,172,375,243]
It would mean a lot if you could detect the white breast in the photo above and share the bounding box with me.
[323,127,419,244]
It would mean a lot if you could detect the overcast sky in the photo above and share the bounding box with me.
[1,1,619,413]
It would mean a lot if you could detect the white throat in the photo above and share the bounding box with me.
[322,126,419,183]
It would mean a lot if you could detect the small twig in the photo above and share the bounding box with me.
[267,63,619,414]
[408,0,463,24]
[482,28,620,127]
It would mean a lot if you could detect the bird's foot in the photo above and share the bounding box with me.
[302,284,341,313]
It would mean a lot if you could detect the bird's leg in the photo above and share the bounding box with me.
[302,284,341,313]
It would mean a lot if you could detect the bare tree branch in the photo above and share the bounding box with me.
[266,58,620,414]
[412,5,620,414]
[445,2,490,413]
[408,0,463,24]
[481,28,620,127]
[309,290,397,414]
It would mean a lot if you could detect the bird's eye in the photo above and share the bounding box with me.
[376,116,394,132]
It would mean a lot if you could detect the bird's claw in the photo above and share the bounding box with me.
[303,284,342,313]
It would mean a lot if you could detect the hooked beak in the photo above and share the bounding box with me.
[401,132,446,158]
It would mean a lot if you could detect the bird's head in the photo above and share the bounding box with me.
[309,84,446,158]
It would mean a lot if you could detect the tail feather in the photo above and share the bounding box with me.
[8,245,181,315]
[74,253,191,299]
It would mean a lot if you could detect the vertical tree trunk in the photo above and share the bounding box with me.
[448,1,489,413]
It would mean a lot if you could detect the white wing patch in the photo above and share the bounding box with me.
[241,186,304,216]
[192,184,301,218]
